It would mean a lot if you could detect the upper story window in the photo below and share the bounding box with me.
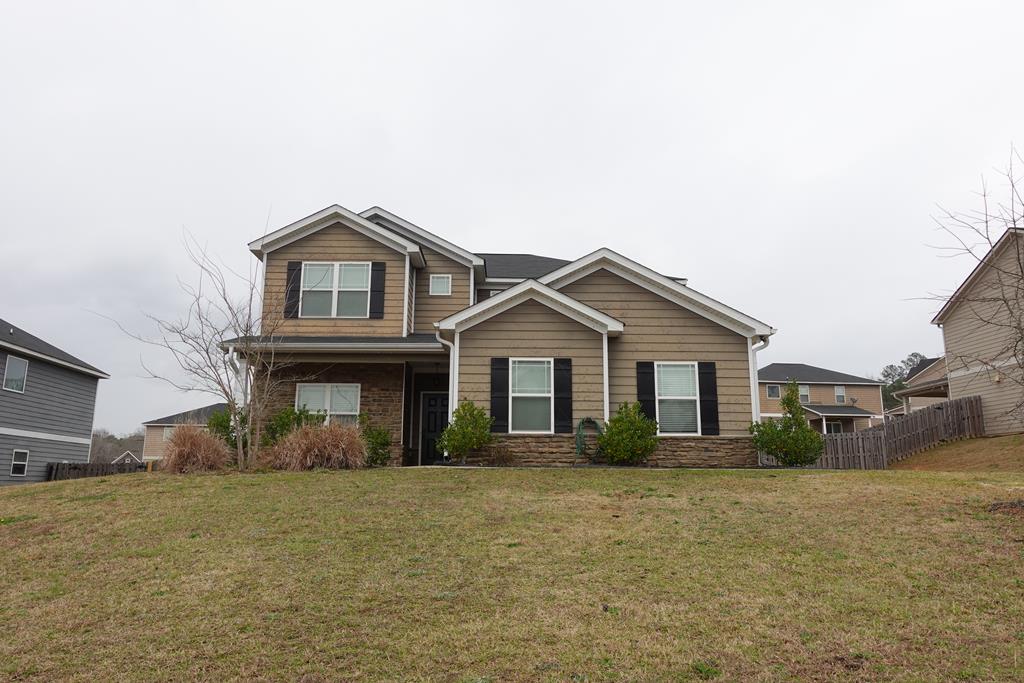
[10,450,28,477]
[655,362,700,435]
[300,262,370,318]
[510,359,552,433]
[834,385,846,404]
[2,355,28,393]
[765,384,781,399]
[296,383,361,425]
[429,274,452,296]
[163,426,175,441]
[798,384,810,404]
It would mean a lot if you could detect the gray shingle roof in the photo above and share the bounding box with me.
[0,317,107,377]
[801,404,877,417]
[476,253,570,279]
[758,363,882,385]
[904,357,939,382]
[143,402,229,426]
[222,334,442,346]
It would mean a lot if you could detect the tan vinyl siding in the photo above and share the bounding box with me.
[414,249,472,333]
[759,382,883,416]
[941,239,1024,434]
[141,424,207,460]
[908,358,947,386]
[262,222,406,336]
[407,267,415,335]
[560,269,753,436]
[457,300,604,428]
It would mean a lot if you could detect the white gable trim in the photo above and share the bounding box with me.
[112,451,143,464]
[932,228,1023,325]
[359,207,484,268]
[248,205,425,266]
[539,249,774,337]
[437,279,624,335]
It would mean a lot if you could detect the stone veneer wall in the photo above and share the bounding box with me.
[467,435,757,468]
[264,363,406,464]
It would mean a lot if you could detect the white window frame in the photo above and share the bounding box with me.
[2,355,28,394]
[765,384,781,399]
[826,421,843,434]
[10,449,28,477]
[429,274,453,296]
[654,361,701,436]
[834,385,846,404]
[295,383,362,424]
[798,384,811,404]
[509,358,554,435]
[163,426,175,441]
[299,261,372,319]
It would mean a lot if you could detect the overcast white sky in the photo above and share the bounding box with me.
[3,1,1022,433]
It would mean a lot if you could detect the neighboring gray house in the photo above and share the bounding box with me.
[0,318,108,484]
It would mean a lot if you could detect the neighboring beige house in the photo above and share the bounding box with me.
[140,403,227,461]
[229,204,776,467]
[890,356,949,415]
[758,363,884,433]
[932,228,1024,435]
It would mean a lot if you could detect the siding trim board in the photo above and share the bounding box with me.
[0,427,92,445]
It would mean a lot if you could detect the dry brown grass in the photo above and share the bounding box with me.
[263,423,365,470]
[0,467,1021,681]
[891,434,1024,471]
[161,425,232,473]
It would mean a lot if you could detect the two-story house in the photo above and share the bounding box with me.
[0,318,107,484]
[758,363,884,433]
[234,205,776,466]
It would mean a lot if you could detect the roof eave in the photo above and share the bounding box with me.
[0,340,109,379]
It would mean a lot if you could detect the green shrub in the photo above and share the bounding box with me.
[749,380,824,467]
[207,407,242,449]
[359,414,393,467]
[264,406,323,446]
[438,401,494,464]
[597,402,658,465]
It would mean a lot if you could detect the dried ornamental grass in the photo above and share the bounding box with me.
[162,425,232,473]
[265,423,366,470]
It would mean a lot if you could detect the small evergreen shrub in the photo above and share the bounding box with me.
[359,414,393,467]
[264,423,366,470]
[264,406,323,446]
[207,407,243,450]
[749,380,824,467]
[597,402,659,465]
[438,401,494,464]
[163,425,232,473]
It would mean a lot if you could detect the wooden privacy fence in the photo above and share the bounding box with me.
[46,461,151,481]
[759,395,984,470]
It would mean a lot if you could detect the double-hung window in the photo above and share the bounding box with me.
[300,262,371,318]
[834,385,846,404]
[798,385,811,404]
[655,362,700,434]
[10,450,28,477]
[510,359,552,433]
[429,274,452,296]
[296,383,361,425]
[765,384,781,399]
[2,355,28,393]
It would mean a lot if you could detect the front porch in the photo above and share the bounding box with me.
[802,405,881,433]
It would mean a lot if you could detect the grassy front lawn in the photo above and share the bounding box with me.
[892,434,1024,472]
[1,467,1022,681]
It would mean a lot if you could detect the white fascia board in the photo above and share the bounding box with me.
[0,341,109,379]
[538,248,775,338]
[242,342,445,353]
[248,204,425,266]
[757,380,884,386]
[358,207,484,267]
[438,279,624,335]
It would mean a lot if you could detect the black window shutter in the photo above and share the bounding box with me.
[636,361,656,421]
[553,358,573,433]
[369,262,386,319]
[698,362,720,436]
[284,261,302,319]
[490,358,509,433]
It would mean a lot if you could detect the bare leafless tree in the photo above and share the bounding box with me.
[931,148,1024,421]
[109,234,298,470]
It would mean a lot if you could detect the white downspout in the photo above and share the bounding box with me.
[749,335,770,423]
[435,325,456,422]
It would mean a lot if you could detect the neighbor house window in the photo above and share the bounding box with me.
[10,450,28,477]
[2,355,28,393]
[429,274,452,296]
[826,421,843,434]
[300,262,371,318]
[163,427,175,440]
[510,359,552,433]
[655,362,700,435]
[835,385,846,404]
[296,383,361,425]
[766,384,781,399]
[798,385,810,404]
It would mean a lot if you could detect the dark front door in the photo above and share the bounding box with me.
[420,393,449,465]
